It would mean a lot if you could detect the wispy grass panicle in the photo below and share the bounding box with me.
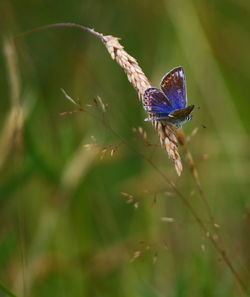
[18,23,182,175]
[60,87,248,295]
[102,33,182,175]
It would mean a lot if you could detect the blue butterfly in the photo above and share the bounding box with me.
[143,66,194,128]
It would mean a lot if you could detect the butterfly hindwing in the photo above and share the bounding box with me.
[169,104,194,118]
[143,88,173,114]
[160,66,187,109]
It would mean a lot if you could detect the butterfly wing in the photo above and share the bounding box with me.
[143,88,174,115]
[160,66,187,109]
[169,104,194,118]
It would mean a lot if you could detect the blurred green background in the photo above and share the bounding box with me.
[0,0,250,296]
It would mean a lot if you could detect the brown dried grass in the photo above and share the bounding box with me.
[103,34,182,175]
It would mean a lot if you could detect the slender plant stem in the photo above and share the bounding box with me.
[179,131,247,292]
[15,23,105,42]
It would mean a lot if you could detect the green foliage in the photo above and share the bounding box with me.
[0,0,250,296]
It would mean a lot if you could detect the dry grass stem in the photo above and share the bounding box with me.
[0,37,23,170]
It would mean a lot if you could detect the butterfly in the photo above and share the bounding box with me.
[143,66,194,128]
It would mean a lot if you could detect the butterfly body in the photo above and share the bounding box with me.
[143,67,194,128]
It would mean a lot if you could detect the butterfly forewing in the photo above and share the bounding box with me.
[160,66,187,109]
[143,88,173,114]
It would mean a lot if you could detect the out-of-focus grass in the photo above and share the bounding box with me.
[0,0,250,296]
